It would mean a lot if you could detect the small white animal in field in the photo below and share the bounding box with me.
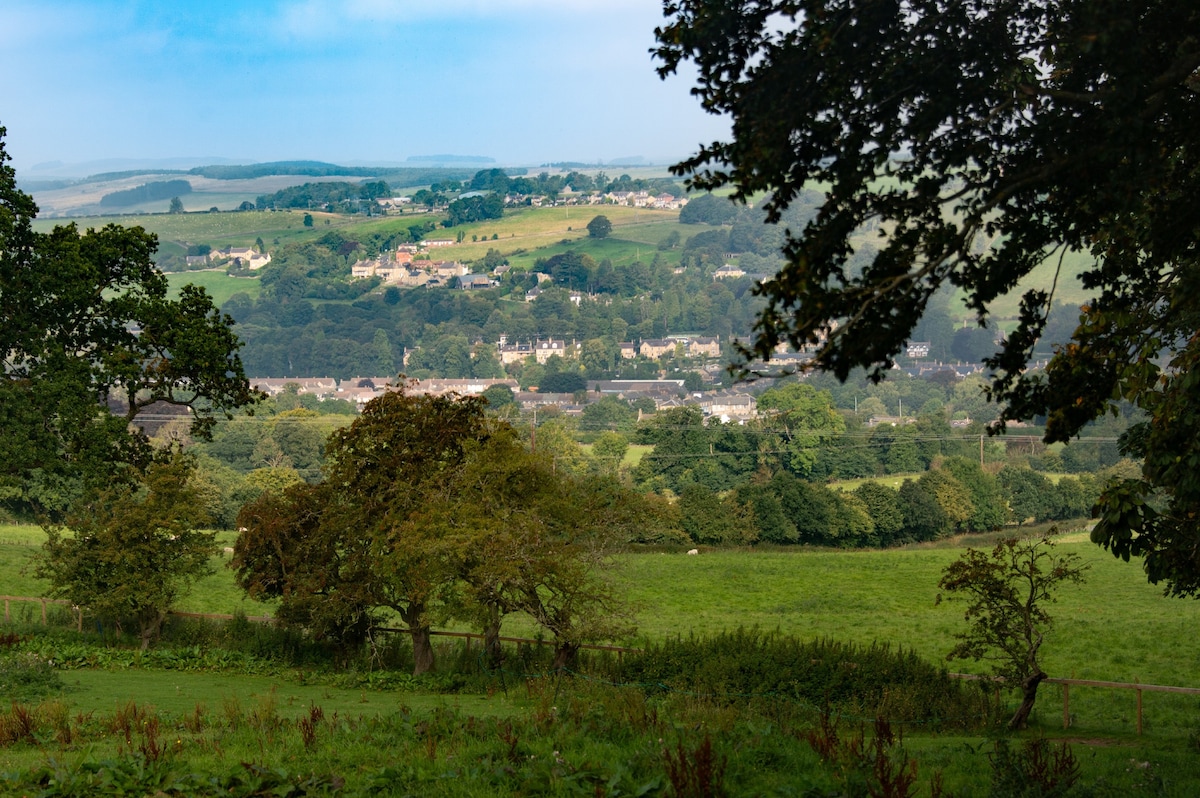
[687,548,699,555]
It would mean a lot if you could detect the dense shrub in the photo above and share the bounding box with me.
[620,629,994,729]
[0,653,63,702]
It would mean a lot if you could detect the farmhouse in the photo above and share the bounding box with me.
[639,339,676,359]
[688,337,721,358]
[533,338,578,364]
[458,274,493,290]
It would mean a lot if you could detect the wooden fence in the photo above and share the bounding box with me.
[4,595,1195,734]
[948,671,1200,735]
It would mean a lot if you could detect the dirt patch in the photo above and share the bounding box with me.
[1058,737,1128,747]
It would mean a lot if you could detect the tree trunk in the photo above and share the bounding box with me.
[483,603,503,669]
[1008,671,1046,730]
[139,609,164,651]
[552,641,580,672]
[411,625,435,675]
[401,603,435,676]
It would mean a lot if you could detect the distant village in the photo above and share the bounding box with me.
[250,327,992,428]
[253,373,758,423]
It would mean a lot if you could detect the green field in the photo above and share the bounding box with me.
[6,524,1197,690]
[164,270,262,305]
[5,522,1200,794]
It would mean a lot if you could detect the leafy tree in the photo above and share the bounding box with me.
[481,384,515,409]
[167,196,184,214]
[36,456,216,649]
[586,215,613,239]
[998,466,1055,526]
[853,482,902,547]
[539,371,586,394]
[235,389,636,673]
[655,3,1200,594]
[444,194,504,227]
[302,213,313,227]
[938,534,1087,729]
[0,126,258,518]
[590,431,628,476]
[244,466,304,496]
[897,479,948,543]
[678,483,755,545]
[755,382,845,477]
[580,396,637,433]
[678,192,738,225]
[734,478,797,544]
[917,469,974,534]
[940,457,1009,532]
[635,406,758,493]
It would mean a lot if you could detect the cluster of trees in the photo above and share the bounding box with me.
[676,461,1100,549]
[36,455,217,649]
[254,181,393,213]
[232,390,662,671]
[443,193,504,227]
[466,168,683,199]
[99,179,193,208]
[617,386,1108,547]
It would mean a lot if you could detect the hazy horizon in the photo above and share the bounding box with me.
[1,1,729,175]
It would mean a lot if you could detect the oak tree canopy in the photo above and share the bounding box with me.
[0,124,259,517]
[655,1,1200,593]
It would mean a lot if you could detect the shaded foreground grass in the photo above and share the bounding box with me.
[0,652,1197,797]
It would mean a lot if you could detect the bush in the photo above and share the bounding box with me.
[620,629,993,729]
[0,653,62,702]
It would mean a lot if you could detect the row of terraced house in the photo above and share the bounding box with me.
[250,376,757,423]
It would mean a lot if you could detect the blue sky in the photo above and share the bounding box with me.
[1,0,728,174]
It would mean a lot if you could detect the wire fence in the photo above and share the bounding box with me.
[3,594,1196,735]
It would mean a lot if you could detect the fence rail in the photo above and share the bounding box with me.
[3,595,1193,734]
[949,671,1200,734]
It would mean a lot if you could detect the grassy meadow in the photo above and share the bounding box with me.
[164,270,263,305]
[6,521,1200,794]
[6,522,1199,690]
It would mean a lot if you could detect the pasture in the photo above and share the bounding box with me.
[5,522,1200,794]
[5,523,1198,689]
[165,270,263,306]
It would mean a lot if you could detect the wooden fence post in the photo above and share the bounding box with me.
[40,599,47,626]
[1062,683,1070,728]
[1136,678,1143,736]
[4,598,9,624]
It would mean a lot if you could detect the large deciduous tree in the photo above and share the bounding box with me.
[233,388,638,674]
[0,124,258,518]
[755,382,845,477]
[655,3,1200,594]
[586,215,613,239]
[36,455,217,649]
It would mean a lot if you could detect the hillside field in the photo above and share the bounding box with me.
[5,524,1197,691]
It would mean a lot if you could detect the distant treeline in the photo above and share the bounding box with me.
[406,154,495,164]
[87,169,189,183]
[189,161,475,187]
[99,179,193,208]
[255,181,393,211]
